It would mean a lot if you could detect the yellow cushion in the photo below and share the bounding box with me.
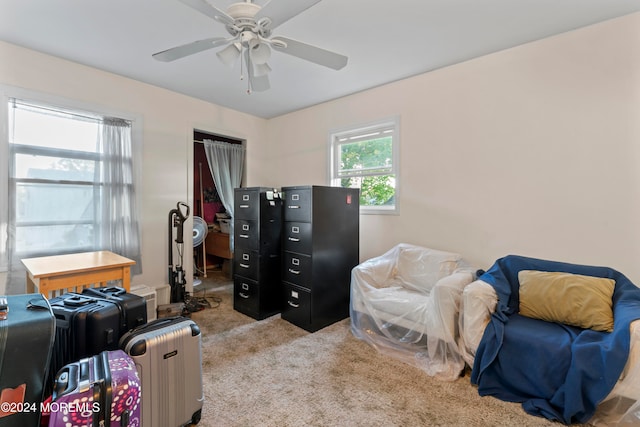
[518,270,615,332]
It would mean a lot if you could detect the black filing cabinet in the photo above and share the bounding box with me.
[233,187,282,319]
[281,185,359,332]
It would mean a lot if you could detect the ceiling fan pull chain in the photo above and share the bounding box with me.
[239,45,245,81]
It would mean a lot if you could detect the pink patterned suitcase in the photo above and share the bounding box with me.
[48,350,141,427]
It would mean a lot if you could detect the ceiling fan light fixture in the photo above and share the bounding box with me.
[252,62,271,77]
[250,42,271,65]
[216,43,241,66]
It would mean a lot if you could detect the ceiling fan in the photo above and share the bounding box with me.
[153,0,348,93]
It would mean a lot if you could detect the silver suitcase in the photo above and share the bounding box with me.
[120,316,203,427]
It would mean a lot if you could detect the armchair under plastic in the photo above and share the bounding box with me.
[459,256,640,426]
[350,243,477,381]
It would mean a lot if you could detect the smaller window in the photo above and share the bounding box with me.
[330,117,399,214]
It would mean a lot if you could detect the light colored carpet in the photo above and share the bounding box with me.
[189,274,586,427]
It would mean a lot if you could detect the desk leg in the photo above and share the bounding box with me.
[25,272,35,294]
[122,266,131,292]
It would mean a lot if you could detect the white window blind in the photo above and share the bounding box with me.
[330,118,399,214]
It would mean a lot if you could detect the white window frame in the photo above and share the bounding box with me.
[0,85,143,271]
[329,116,400,215]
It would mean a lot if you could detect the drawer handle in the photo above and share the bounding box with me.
[288,205,300,209]
[288,268,300,275]
[240,263,250,269]
[288,237,300,242]
[239,293,250,299]
[287,301,300,308]
[239,234,249,239]
[240,204,250,208]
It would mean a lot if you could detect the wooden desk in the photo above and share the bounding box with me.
[21,251,135,298]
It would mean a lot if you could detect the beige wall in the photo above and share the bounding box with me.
[2,11,639,292]
[0,40,268,292]
[264,13,640,282]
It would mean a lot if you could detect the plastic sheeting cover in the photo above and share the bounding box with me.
[350,243,476,381]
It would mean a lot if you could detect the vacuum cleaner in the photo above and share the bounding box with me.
[168,202,210,313]
[168,201,189,304]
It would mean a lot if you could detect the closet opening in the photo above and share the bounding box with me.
[193,130,244,281]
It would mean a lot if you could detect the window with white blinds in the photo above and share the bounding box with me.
[330,117,399,214]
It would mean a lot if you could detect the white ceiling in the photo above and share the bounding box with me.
[2,0,639,119]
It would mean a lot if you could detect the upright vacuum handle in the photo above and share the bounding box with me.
[174,202,190,244]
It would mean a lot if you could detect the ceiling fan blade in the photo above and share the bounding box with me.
[271,36,348,70]
[152,37,229,62]
[178,0,235,25]
[255,0,322,30]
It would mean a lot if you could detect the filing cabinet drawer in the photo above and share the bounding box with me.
[234,219,259,250]
[282,282,311,328]
[234,189,260,220]
[233,249,257,280]
[283,222,312,254]
[233,276,259,315]
[283,188,311,222]
[283,252,311,286]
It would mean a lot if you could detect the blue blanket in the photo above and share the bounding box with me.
[470,255,640,424]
